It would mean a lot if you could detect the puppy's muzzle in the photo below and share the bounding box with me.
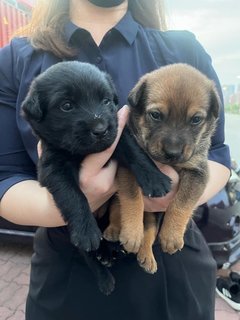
[91,120,109,138]
[163,146,183,162]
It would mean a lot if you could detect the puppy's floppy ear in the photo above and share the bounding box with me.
[128,78,147,110]
[105,74,119,105]
[21,85,43,122]
[209,84,220,119]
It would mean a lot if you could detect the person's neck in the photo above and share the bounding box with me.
[70,0,128,46]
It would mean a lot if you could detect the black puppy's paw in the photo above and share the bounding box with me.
[81,250,116,295]
[70,220,102,252]
[97,270,116,296]
[96,248,116,268]
[138,170,172,198]
[96,239,127,267]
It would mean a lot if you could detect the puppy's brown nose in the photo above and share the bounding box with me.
[91,122,108,137]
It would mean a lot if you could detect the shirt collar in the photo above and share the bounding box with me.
[64,11,139,46]
[114,11,139,45]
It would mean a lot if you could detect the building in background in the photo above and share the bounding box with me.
[0,0,34,47]
[232,84,240,111]
[222,85,235,105]
[222,84,240,113]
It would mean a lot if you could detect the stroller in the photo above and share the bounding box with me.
[194,161,240,269]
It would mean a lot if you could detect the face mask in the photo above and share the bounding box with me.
[88,0,125,8]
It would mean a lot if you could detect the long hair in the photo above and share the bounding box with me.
[16,0,167,58]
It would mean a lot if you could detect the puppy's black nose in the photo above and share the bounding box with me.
[91,122,109,137]
[164,148,182,161]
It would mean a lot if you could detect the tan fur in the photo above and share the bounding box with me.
[104,63,220,273]
[104,167,144,253]
[137,213,159,273]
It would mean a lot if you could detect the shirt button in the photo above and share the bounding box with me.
[96,56,102,64]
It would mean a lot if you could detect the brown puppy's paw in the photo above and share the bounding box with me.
[137,248,157,274]
[159,230,184,254]
[120,226,144,253]
[103,226,120,242]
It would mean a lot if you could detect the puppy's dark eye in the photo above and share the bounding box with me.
[148,111,163,121]
[191,115,203,125]
[102,98,111,105]
[60,102,74,112]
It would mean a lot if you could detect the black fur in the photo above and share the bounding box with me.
[21,61,171,294]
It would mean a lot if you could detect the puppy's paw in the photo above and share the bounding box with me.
[96,239,128,267]
[140,172,172,198]
[119,226,144,253]
[97,270,115,296]
[137,247,157,274]
[96,240,118,267]
[96,252,115,268]
[70,221,102,252]
[103,225,120,242]
[159,230,184,254]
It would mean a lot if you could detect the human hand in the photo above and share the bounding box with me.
[37,140,42,157]
[79,105,129,212]
[143,163,179,212]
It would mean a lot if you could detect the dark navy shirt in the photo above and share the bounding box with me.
[0,11,230,200]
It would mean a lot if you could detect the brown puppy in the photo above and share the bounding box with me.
[104,63,220,273]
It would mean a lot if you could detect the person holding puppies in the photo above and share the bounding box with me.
[0,0,231,319]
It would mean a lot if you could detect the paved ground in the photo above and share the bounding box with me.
[0,236,32,320]
[0,234,240,320]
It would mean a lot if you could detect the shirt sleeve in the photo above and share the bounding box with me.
[190,34,231,169]
[0,42,37,200]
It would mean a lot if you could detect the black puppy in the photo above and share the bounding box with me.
[22,61,171,294]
